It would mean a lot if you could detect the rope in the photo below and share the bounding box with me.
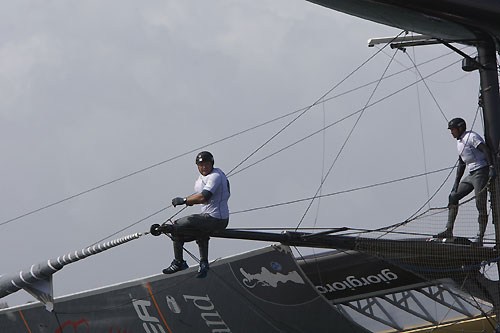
[88,205,170,247]
[226,30,405,177]
[0,46,467,232]
[230,56,465,178]
[0,117,289,228]
[2,35,479,269]
[409,45,432,209]
[90,48,470,247]
[86,32,414,245]
[296,41,400,230]
[380,102,484,234]
[403,50,448,122]
[231,166,454,215]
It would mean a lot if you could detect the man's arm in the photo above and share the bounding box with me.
[453,157,466,192]
[477,143,494,166]
[172,190,213,207]
[477,143,496,178]
[185,191,212,206]
[172,173,219,207]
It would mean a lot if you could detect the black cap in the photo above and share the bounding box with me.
[195,151,214,164]
[448,117,466,130]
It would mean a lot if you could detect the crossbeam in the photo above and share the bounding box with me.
[150,224,356,250]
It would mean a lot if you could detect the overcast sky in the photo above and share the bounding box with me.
[0,0,484,306]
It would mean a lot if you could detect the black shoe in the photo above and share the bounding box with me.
[163,259,188,274]
[434,230,453,238]
[196,262,209,278]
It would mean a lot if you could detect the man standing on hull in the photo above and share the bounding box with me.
[164,151,230,278]
[435,118,495,245]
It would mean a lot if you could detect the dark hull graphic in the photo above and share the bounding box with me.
[299,250,428,303]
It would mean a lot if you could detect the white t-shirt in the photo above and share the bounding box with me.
[194,168,230,219]
[457,130,487,172]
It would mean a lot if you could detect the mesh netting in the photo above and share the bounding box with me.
[367,197,494,243]
[342,189,500,319]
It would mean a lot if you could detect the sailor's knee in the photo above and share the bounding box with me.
[448,193,459,205]
[173,216,190,227]
[196,237,209,245]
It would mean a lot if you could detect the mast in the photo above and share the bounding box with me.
[475,34,500,324]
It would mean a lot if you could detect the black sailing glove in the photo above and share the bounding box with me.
[172,197,187,207]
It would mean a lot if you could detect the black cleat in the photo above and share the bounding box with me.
[163,259,188,274]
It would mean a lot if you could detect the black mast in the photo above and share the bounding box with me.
[475,34,500,325]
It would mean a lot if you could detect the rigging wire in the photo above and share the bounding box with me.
[376,46,415,72]
[295,44,399,230]
[71,33,417,247]
[1,34,477,256]
[2,31,406,246]
[315,97,327,223]
[461,275,498,331]
[88,43,468,245]
[0,46,465,229]
[409,45,432,209]
[87,205,170,247]
[308,96,329,290]
[377,102,483,235]
[431,274,497,332]
[88,202,189,247]
[93,54,468,244]
[0,119,288,228]
[229,56,465,178]
[231,166,454,215]
[226,30,406,177]
[428,72,470,84]
[403,50,448,122]
[378,45,475,85]
[374,84,484,239]
[320,48,465,107]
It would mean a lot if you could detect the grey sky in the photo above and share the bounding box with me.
[0,0,482,306]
